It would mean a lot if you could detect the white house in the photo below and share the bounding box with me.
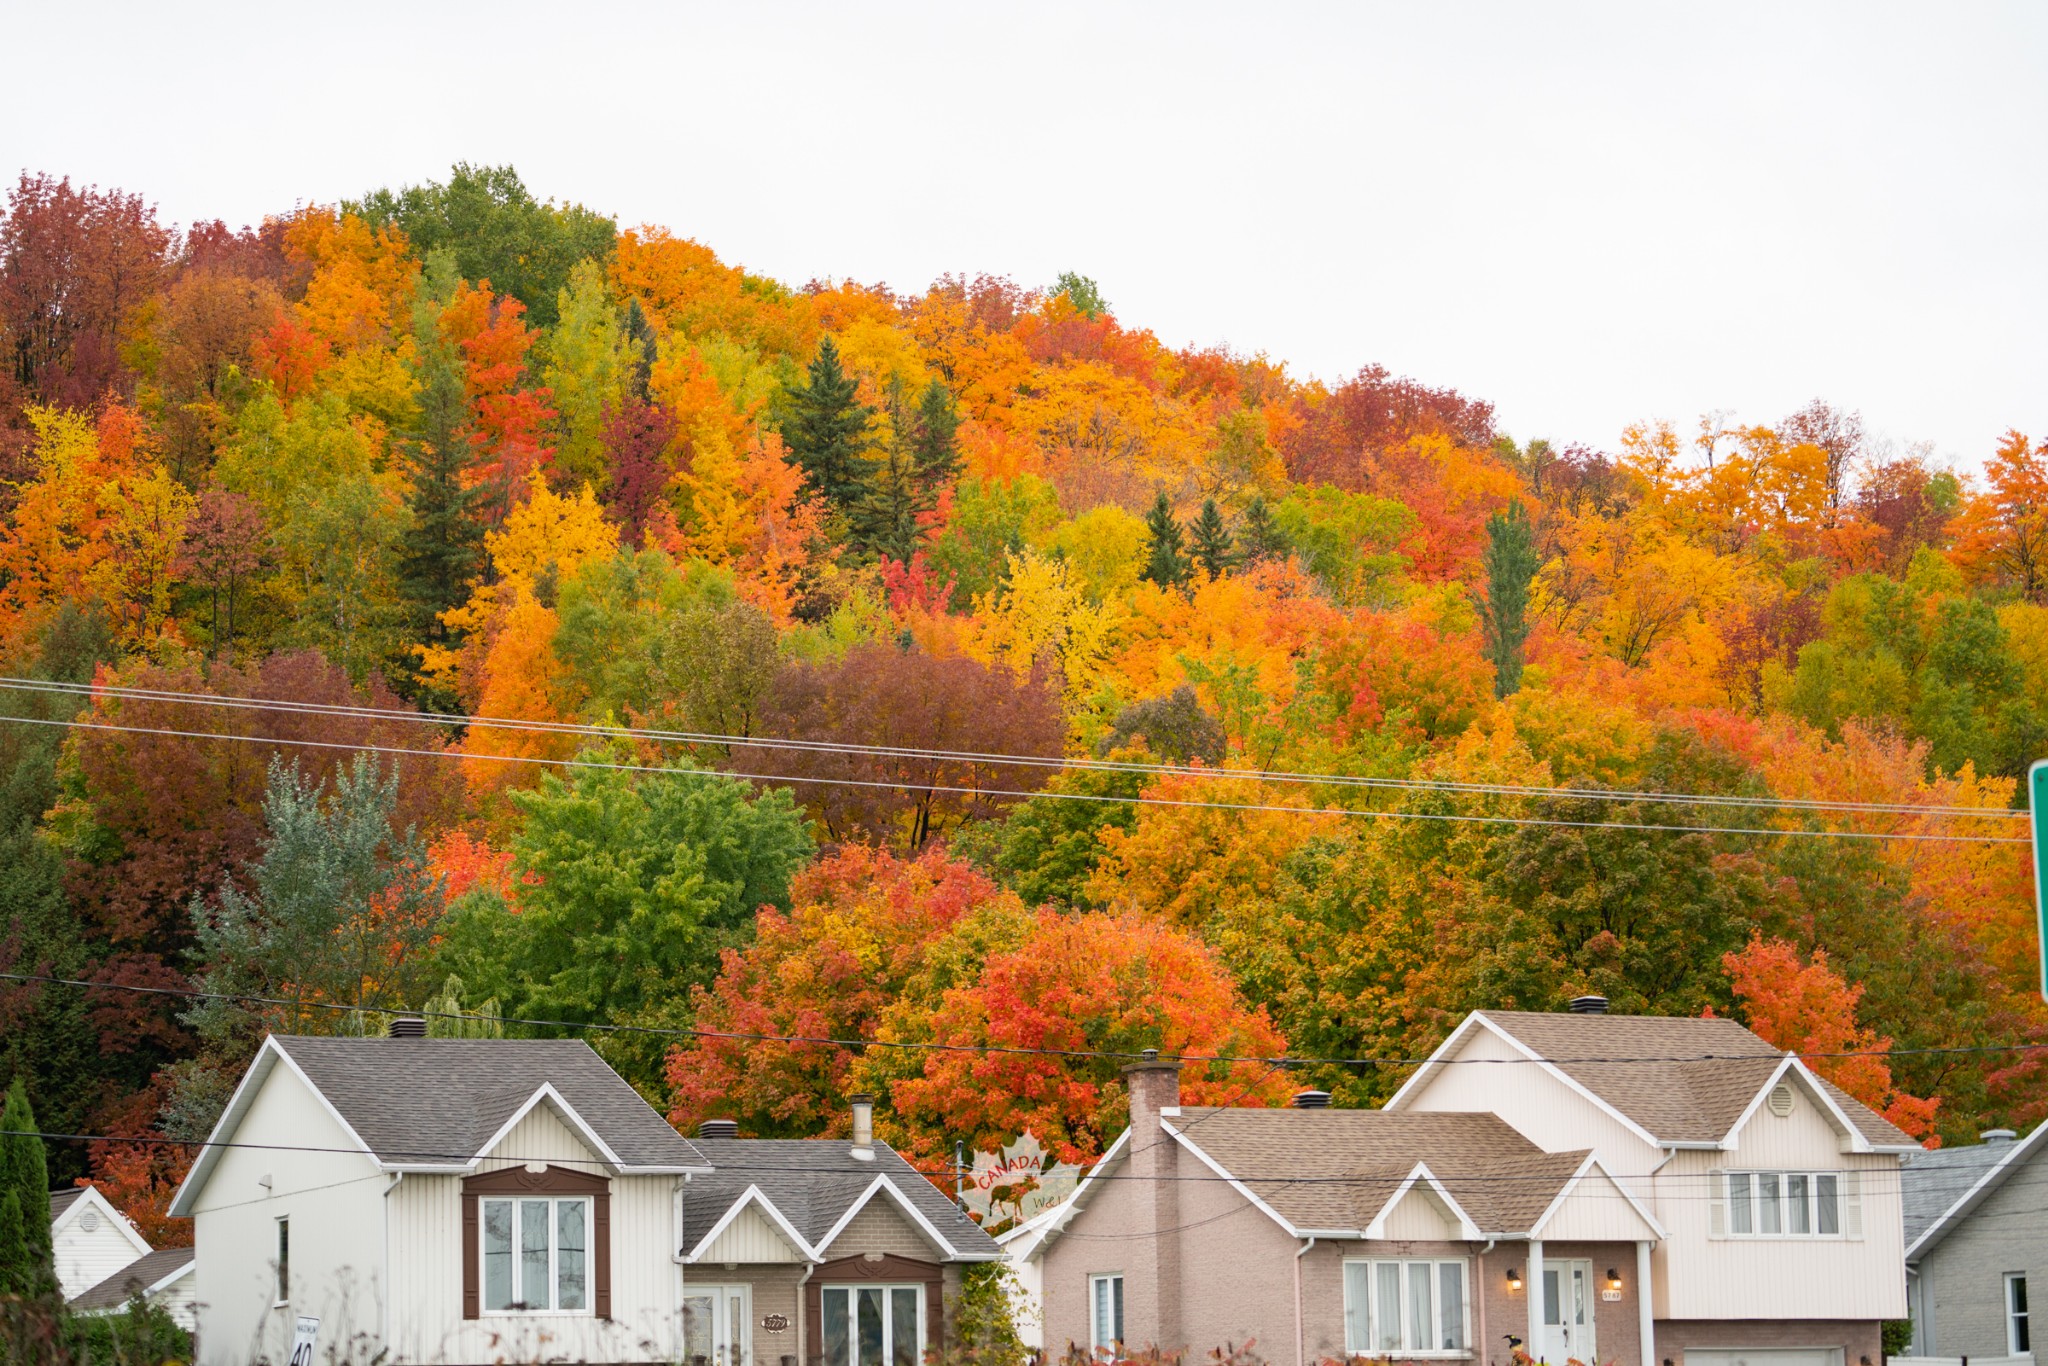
[49,1185,153,1301]
[170,1029,1002,1366]
[70,1245,199,1331]
[1384,1001,1921,1366]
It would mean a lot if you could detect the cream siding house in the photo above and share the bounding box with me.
[168,1032,712,1366]
[1384,1004,1922,1366]
[50,1185,153,1301]
[69,1246,198,1331]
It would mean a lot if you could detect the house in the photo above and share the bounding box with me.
[50,1184,154,1301]
[170,1026,1000,1366]
[1028,1051,1664,1365]
[1385,1003,1920,1366]
[676,1100,1004,1366]
[69,1246,199,1331]
[1901,1122,2044,1359]
[1023,1000,1919,1366]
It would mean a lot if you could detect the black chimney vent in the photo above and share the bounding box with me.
[387,1015,427,1038]
[1291,1089,1332,1109]
[698,1119,739,1140]
[1568,995,1610,1015]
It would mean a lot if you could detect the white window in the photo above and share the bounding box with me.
[820,1284,923,1366]
[1343,1259,1468,1356]
[480,1197,590,1313]
[1090,1274,1124,1354]
[1714,1170,1860,1239]
[2009,1274,2031,1356]
[274,1217,289,1305]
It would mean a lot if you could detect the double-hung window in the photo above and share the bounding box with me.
[1342,1259,1468,1356]
[480,1196,590,1313]
[1090,1274,1124,1355]
[819,1284,922,1366]
[2009,1274,2031,1356]
[1716,1170,1860,1238]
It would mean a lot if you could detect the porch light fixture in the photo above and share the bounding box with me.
[1506,1268,1523,1291]
[1606,1268,1622,1290]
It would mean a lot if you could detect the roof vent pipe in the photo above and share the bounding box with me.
[1291,1090,1332,1109]
[1981,1129,2017,1145]
[387,1015,427,1038]
[1568,995,1610,1015]
[697,1119,739,1140]
[849,1094,875,1162]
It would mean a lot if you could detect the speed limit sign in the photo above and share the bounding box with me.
[288,1316,320,1366]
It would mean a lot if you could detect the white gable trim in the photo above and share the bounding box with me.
[1717,1055,1875,1154]
[1160,1119,1331,1238]
[51,1185,152,1261]
[1383,1013,1672,1150]
[1361,1162,1483,1241]
[683,1184,816,1263]
[141,1256,195,1296]
[1906,1121,2048,1261]
[466,1083,626,1173]
[815,1172,996,1262]
[169,1036,380,1218]
[1025,1128,1131,1258]
[1525,1154,1667,1241]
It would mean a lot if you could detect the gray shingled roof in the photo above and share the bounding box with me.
[273,1036,708,1170]
[1168,1108,1594,1236]
[49,1188,82,1221]
[682,1138,1000,1260]
[1475,1011,1918,1149]
[69,1247,195,1312]
[1901,1143,2008,1246]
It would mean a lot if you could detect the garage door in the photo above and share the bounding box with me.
[1686,1349,1843,1366]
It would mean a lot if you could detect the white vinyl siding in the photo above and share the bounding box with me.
[1343,1259,1468,1356]
[1711,1170,1860,1239]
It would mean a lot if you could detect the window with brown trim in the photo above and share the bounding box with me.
[461,1165,611,1320]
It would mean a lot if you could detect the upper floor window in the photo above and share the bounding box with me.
[1714,1170,1861,1238]
[2008,1274,2031,1356]
[481,1196,589,1313]
[1343,1259,1468,1356]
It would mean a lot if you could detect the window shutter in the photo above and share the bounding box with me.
[462,1193,480,1320]
[1708,1174,1726,1238]
[1843,1170,1863,1239]
[594,1191,612,1319]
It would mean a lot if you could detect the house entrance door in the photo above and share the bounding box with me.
[682,1285,749,1366]
[1539,1261,1595,1364]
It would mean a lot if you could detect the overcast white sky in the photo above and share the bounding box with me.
[6,2,2042,469]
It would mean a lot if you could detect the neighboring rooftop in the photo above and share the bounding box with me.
[69,1246,195,1313]
[49,1188,83,1221]
[1902,1124,2045,1256]
[1167,1107,1590,1235]
[682,1138,1001,1261]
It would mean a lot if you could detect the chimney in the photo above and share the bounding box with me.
[1121,1048,1184,1345]
[697,1119,739,1140]
[1981,1129,2017,1145]
[849,1094,875,1162]
[1568,995,1610,1015]
[1291,1089,1332,1109]
[387,1015,427,1038]
[1123,1048,1182,1136]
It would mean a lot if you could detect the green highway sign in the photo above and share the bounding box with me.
[2032,761,2048,1002]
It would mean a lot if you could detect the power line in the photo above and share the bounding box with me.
[9,972,2044,1068]
[0,711,2027,846]
[1,675,2021,823]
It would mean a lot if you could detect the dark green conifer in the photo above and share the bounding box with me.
[1190,499,1235,579]
[779,337,874,508]
[1141,491,1191,588]
[1237,495,1287,563]
[0,1079,56,1299]
[1480,499,1539,697]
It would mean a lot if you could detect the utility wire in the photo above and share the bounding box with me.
[0,712,2027,845]
[1,675,2021,823]
[9,972,2043,1067]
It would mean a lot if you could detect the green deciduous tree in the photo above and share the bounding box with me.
[1479,499,1539,697]
[544,261,631,493]
[1050,272,1107,319]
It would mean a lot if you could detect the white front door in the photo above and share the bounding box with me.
[683,1284,749,1366]
[1540,1261,1595,1364]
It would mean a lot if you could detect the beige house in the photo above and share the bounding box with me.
[170,1029,998,1366]
[1025,1001,1919,1366]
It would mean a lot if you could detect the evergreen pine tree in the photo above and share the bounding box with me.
[858,376,926,560]
[622,297,657,401]
[1140,491,1191,588]
[1479,499,1539,698]
[1237,495,1288,563]
[780,337,874,508]
[397,341,484,649]
[911,379,962,489]
[0,1079,56,1299]
[1189,499,1235,579]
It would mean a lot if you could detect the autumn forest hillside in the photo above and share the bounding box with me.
[1,165,2043,1241]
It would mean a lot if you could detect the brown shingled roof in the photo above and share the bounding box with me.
[1472,1011,1917,1149]
[1167,1108,1591,1236]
